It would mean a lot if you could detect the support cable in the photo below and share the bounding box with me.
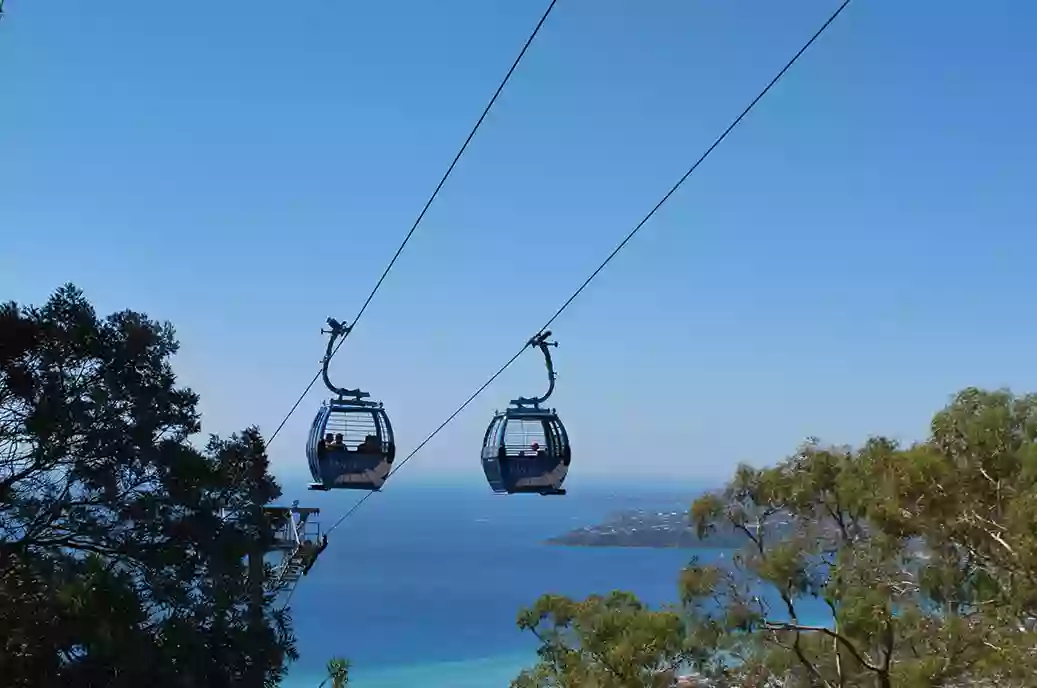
[267,0,561,446]
[323,0,854,537]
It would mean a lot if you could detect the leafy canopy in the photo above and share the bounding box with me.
[0,284,297,688]
[319,657,351,688]
[514,387,1037,687]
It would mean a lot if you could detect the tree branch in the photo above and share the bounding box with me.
[777,590,833,688]
[763,621,881,673]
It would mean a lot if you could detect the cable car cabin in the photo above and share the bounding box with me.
[481,408,570,496]
[306,400,395,491]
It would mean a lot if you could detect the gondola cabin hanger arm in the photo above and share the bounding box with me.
[320,318,372,403]
[509,331,558,409]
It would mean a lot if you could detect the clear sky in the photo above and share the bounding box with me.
[2,0,1035,489]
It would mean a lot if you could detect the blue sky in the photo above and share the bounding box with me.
[2,0,1036,489]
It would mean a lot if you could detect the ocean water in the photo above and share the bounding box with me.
[276,478,708,687]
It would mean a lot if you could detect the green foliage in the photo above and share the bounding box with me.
[319,657,351,688]
[0,284,297,687]
[516,388,1037,687]
[512,591,687,688]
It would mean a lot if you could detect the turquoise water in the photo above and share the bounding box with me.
[276,478,712,687]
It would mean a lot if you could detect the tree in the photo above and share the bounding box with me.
[515,388,1037,687]
[0,284,297,687]
[319,657,351,688]
[512,591,689,688]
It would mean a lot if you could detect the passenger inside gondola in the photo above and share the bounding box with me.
[359,434,379,453]
[333,433,345,449]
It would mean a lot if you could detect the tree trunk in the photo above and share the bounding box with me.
[246,459,268,688]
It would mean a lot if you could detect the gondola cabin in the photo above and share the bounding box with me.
[481,407,570,495]
[306,399,395,491]
[305,317,397,491]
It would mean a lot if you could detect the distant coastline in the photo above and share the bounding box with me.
[545,507,759,549]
